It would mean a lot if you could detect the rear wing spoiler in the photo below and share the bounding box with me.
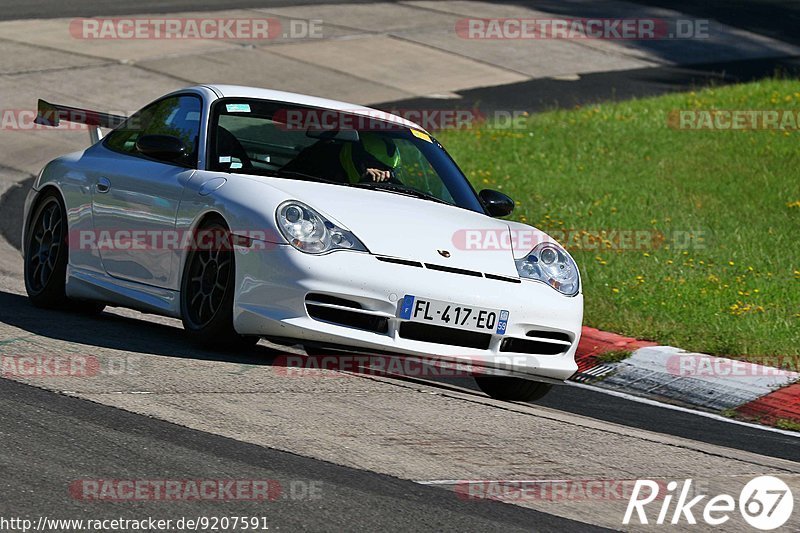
[34,99,128,144]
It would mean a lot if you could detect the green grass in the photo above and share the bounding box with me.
[775,418,800,432]
[595,350,634,364]
[437,79,800,363]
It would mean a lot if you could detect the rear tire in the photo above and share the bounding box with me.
[24,190,104,314]
[474,376,552,402]
[180,219,257,348]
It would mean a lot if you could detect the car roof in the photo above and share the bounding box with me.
[200,84,427,133]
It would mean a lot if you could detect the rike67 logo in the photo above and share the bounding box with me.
[624,476,793,529]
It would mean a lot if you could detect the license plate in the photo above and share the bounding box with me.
[398,295,509,335]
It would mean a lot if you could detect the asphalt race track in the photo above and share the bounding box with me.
[0,377,602,531]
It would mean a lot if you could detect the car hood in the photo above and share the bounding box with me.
[263,178,530,277]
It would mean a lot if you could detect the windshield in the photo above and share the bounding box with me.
[208,99,484,212]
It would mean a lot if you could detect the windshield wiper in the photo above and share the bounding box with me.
[352,182,451,205]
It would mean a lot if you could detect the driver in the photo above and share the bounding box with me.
[339,132,401,183]
[281,132,401,184]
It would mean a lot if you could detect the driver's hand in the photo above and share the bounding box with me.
[362,168,392,182]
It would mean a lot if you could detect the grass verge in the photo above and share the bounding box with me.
[595,350,634,364]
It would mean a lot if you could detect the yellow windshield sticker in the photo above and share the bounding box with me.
[411,129,432,142]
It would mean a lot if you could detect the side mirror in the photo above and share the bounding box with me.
[135,134,186,163]
[479,189,514,217]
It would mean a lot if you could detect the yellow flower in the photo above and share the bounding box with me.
[612,288,620,294]
[728,261,735,266]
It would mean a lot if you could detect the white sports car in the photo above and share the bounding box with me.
[23,85,582,401]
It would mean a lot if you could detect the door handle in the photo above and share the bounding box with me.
[96,177,111,193]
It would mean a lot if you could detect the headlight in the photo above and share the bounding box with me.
[276,200,366,254]
[515,242,580,296]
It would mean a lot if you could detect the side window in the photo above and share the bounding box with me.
[210,104,316,172]
[105,95,202,167]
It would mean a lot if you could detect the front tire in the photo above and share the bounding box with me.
[24,190,104,314]
[180,219,257,348]
[474,376,552,402]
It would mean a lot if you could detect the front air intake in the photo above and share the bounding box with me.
[398,322,491,350]
[306,304,389,334]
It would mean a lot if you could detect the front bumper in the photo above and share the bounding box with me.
[233,244,583,382]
